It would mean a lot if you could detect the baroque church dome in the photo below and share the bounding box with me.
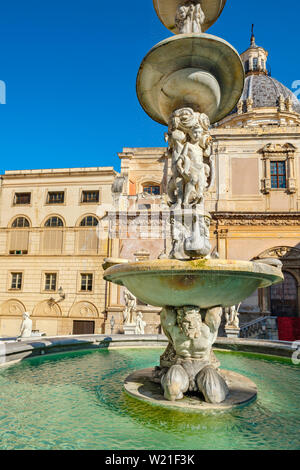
[217,29,300,127]
[240,74,300,114]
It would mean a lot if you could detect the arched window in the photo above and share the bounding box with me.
[45,216,64,227]
[142,184,161,196]
[78,216,99,253]
[12,217,30,228]
[80,216,99,227]
[42,217,64,253]
[10,217,30,254]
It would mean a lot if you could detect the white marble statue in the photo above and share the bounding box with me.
[225,304,240,329]
[123,290,137,325]
[175,1,205,34]
[19,312,33,338]
[135,312,147,335]
[166,107,213,260]
[156,305,229,403]
[166,108,213,210]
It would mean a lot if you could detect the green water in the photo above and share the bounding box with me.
[0,348,299,450]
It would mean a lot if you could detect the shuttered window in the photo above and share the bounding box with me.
[42,230,63,253]
[77,229,99,253]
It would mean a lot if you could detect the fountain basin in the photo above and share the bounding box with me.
[153,0,227,35]
[136,33,244,125]
[103,259,283,309]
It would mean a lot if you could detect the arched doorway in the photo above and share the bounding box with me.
[270,271,298,317]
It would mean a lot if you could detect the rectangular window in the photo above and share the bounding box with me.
[80,273,93,292]
[81,190,99,203]
[271,161,286,189]
[143,185,161,195]
[47,191,65,204]
[11,273,22,290]
[253,58,258,70]
[44,273,57,291]
[14,193,31,205]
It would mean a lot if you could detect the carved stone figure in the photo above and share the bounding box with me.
[19,312,33,338]
[157,305,229,403]
[184,214,211,258]
[123,290,137,325]
[135,312,147,335]
[237,100,243,115]
[225,304,240,329]
[246,97,253,112]
[175,1,205,34]
[166,108,213,209]
[166,107,214,260]
[278,94,285,112]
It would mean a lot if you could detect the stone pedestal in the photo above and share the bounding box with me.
[123,324,137,335]
[225,327,240,338]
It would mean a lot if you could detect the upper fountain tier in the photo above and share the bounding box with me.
[153,0,227,35]
[137,33,244,125]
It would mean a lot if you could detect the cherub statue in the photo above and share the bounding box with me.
[166,108,213,209]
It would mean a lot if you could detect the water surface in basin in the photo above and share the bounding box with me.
[0,348,299,450]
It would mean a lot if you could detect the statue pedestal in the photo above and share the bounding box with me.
[123,324,136,335]
[225,327,240,339]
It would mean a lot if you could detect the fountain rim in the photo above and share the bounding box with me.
[103,258,284,288]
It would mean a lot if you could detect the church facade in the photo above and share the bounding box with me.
[0,36,300,337]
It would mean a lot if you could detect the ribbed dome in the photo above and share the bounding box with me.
[241,74,300,113]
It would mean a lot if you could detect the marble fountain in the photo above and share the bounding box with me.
[103,0,284,411]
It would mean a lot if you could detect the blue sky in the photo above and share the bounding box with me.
[0,0,299,175]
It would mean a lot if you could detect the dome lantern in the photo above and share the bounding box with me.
[240,25,268,76]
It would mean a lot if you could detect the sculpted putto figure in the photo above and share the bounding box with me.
[175,1,205,34]
[166,108,213,209]
[159,306,229,403]
[225,304,240,329]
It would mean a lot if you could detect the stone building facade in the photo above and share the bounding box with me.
[0,35,300,337]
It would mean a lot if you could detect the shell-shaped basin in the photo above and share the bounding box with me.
[103,259,283,309]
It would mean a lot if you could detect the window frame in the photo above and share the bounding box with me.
[46,191,65,205]
[13,192,31,206]
[80,190,100,204]
[142,184,161,196]
[44,216,64,228]
[270,161,287,189]
[79,216,99,227]
[9,272,23,291]
[79,273,94,293]
[11,217,30,228]
[44,273,58,292]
